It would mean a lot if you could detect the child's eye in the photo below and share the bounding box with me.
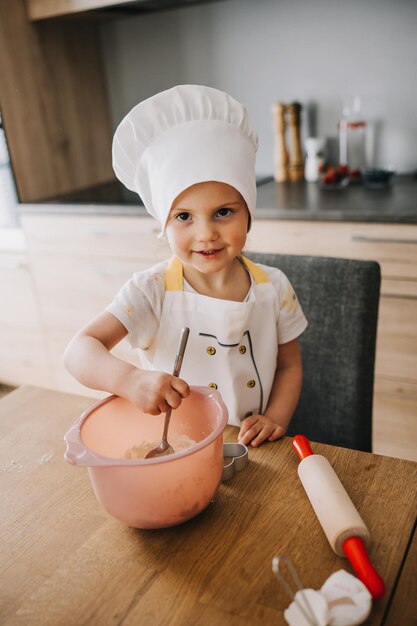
[176,212,191,222]
[216,208,233,218]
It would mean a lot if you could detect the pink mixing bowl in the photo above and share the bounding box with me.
[64,386,228,529]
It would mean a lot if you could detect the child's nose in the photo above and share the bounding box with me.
[195,219,218,241]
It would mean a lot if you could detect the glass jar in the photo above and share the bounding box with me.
[338,96,367,176]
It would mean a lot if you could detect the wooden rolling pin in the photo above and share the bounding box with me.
[292,435,385,599]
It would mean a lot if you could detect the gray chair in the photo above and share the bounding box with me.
[246,252,381,452]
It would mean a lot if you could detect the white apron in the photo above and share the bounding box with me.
[152,256,279,426]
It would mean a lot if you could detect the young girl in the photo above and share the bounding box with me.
[64,85,307,447]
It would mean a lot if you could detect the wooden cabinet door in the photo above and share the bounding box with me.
[25,0,140,20]
[0,0,114,201]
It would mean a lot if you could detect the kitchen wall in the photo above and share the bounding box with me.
[100,0,417,176]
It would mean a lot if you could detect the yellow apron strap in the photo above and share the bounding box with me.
[240,256,270,284]
[165,256,184,291]
[165,255,269,290]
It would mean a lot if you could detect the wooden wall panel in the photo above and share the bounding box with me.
[0,0,114,202]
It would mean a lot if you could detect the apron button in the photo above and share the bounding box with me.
[207,346,216,355]
[208,382,218,389]
[239,345,246,354]
[246,379,256,388]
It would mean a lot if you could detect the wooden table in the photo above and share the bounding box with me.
[1,386,416,625]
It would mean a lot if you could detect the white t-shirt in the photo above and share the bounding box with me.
[106,258,307,357]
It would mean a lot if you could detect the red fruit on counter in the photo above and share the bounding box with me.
[323,171,336,183]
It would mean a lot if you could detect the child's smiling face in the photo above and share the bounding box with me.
[165,181,250,275]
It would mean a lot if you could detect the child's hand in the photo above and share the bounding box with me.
[238,414,285,448]
[123,368,190,415]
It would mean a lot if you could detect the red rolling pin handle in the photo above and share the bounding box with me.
[292,434,386,599]
[343,536,385,599]
[292,434,314,460]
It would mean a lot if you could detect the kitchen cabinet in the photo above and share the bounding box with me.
[25,0,139,20]
[0,0,190,207]
[0,0,114,203]
[0,250,52,387]
[245,220,417,461]
[24,0,225,21]
[20,213,170,396]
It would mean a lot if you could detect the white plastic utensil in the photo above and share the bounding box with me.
[272,556,373,626]
[272,555,325,626]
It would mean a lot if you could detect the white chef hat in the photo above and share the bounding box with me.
[112,85,258,233]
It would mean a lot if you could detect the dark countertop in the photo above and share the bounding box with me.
[255,175,417,223]
[18,175,417,224]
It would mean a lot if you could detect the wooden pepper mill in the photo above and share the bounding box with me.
[287,102,304,181]
[271,102,289,182]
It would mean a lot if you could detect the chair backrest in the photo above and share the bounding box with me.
[246,252,381,452]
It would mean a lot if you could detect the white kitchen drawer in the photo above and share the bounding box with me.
[381,278,417,299]
[29,253,155,331]
[0,252,41,329]
[376,296,417,382]
[0,326,51,388]
[0,250,52,387]
[21,214,170,260]
[246,220,417,290]
[373,377,417,462]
